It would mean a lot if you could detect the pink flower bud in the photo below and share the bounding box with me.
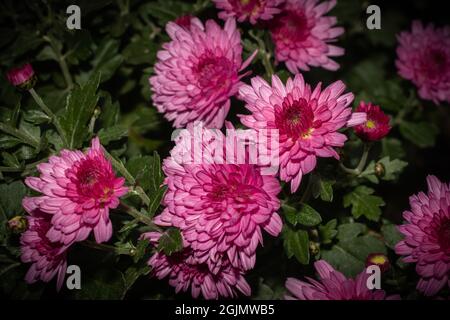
[6,63,36,90]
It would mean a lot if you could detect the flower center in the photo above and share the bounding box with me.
[365,119,376,129]
[195,52,235,90]
[437,219,450,252]
[272,10,310,43]
[422,49,449,78]
[275,97,314,139]
[74,157,114,200]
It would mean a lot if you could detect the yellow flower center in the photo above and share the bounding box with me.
[370,254,387,265]
[365,119,376,129]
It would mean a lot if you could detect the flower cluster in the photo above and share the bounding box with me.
[20,138,127,289]
[144,124,282,299]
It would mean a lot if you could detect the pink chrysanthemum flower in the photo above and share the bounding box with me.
[154,124,282,272]
[239,74,366,192]
[353,102,391,142]
[144,232,251,300]
[150,18,256,129]
[395,175,450,296]
[269,0,344,73]
[396,21,450,104]
[24,137,128,246]
[20,198,68,291]
[285,260,401,300]
[213,0,284,25]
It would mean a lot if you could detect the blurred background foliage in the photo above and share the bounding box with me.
[0,0,449,299]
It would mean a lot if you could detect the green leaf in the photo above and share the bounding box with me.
[297,204,322,227]
[157,228,183,256]
[337,223,367,241]
[381,223,403,250]
[343,186,385,221]
[282,203,322,226]
[381,138,406,159]
[123,264,151,296]
[399,121,438,148]
[0,181,27,217]
[377,157,408,181]
[281,203,298,226]
[133,239,150,263]
[98,125,128,145]
[60,72,101,149]
[311,174,334,202]
[283,226,310,264]
[318,219,337,244]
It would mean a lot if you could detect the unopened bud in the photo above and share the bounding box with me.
[374,162,385,178]
[309,241,320,256]
[8,216,28,233]
[6,63,37,90]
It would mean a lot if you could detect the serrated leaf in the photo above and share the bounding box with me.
[157,228,183,256]
[98,125,128,145]
[0,181,27,217]
[283,226,309,264]
[322,234,387,277]
[337,223,367,241]
[311,174,334,202]
[377,157,408,181]
[381,223,403,250]
[319,219,337,244]
[60,73,101,148]
[399,121,438,148]
[343,186,385,221]
[297,204,322,227]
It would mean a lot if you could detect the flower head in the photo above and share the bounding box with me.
[239,74,365,192]
[20,198,68,291]
[154,123,282,272]
[270,0,344,73]
[395,175,450,296]
[145,232,251,300]
[396,21,450,104]
[353,102,391,141]
[6,63,36,89]
[24,137,128,246]
[150,18,256,129]
[213,0,284,25]
[285,260,400,300]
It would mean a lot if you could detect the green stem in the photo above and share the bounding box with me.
[43,35,74,89]
[81,240,131,255]
[0,123,40,148]
[28,88,68,146]
[340,144,371,176]
[120,203,162,232]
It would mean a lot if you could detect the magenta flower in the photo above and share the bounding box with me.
[285,260,401,300]
[145,232,251,300]
[395,175,450,296]
[24,137,128,246]
[153,124,282,273]
[213,0,284,25]
[239,74,365,192]
[6,63,36,89]
[396,21,450,104]
[269,0,344,73]
[149,18,256,129]
[20,198,68,291]
[353,102,391,142]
